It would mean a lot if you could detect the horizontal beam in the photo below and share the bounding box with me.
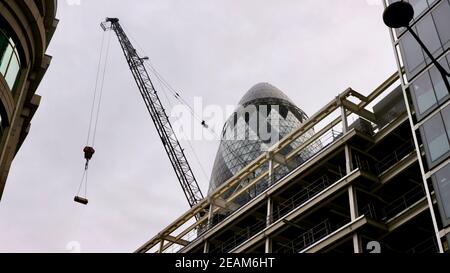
[347,89,369,103]
[373,112,408,143]
[440,226,450,238]
[302,217,387,253]
[271,153,297,169]
[164,235,190,247]
[379,152,417,185]
[386,196,437,233]
[366,71,400,103]
[301,217,367,253]
[212,197,240,212]
[230,169,368,253]
[341,100,377,123]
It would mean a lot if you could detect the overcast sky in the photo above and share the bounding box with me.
[0,0,397,253]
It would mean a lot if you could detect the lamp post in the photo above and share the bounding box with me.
[383,1,450,91]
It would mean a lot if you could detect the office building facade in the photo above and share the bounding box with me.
[386,0,450,252]
[0,0,58,200]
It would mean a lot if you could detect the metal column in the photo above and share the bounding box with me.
[265,238,273,254]
[446,234,450,253]
[159,240,164,253]
[207,203,214,229]
[341,102,363,253]
[265,197,274,253]
[268,154,274,186]
[203,241,210,253]
[267,197,273,226]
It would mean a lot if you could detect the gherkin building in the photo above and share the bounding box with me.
[209,83,317,201]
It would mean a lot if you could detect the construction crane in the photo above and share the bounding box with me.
[99,17,204,208]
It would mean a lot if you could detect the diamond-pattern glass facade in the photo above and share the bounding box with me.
[208,83,312,196]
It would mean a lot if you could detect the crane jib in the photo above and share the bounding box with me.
[101,18,204,208]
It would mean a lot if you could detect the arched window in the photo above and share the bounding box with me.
[0,29,21,91]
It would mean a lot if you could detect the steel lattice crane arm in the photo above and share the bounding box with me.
[101,18,204,208]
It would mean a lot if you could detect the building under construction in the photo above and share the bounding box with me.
[133,0,450,254]
[134,71,447,253]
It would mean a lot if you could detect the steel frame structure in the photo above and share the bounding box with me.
[135,72,403,254]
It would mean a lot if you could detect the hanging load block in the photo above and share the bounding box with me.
[74,196,89,205]
[83,146,96,160]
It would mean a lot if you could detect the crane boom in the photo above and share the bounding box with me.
[101,18,204,208]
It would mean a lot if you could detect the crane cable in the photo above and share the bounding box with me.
[146,63,209,129]
[124,29,210,131]
[75,30,112,204]
[123,30,215,183]
[125,29,249,184]
[145,63,252,184]
[146,64,249,155]
[88,31,112,147]
[145,62,210,182]
[145,58,254,174]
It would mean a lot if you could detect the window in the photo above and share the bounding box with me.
[0,40,12,75]
[442,105,450,137]
[390,0,441,37]
[400,30,426,78]
[433,0,450,49]
[433,163,450,225]
[410,55,450,119]
[5,53,20,88]
[411,70,437,116]
[420,109,450,165]
[416,15,443,61]
[399,0,450,80]
[430,57,450,101]
[388,0,431,19]
[410,0,430,16]
[0,33,9,66]
[0,30,21,91]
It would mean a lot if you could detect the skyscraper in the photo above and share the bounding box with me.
[209,83,316,201]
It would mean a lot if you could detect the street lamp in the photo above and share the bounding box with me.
[383,1,450,91]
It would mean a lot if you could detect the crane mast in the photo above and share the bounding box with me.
[101,18,204,208]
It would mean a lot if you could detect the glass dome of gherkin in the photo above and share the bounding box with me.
[208,83,311,195]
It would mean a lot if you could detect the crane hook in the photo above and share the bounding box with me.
[83,146,96,170]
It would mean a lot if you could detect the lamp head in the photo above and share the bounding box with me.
[383,1,414,28]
